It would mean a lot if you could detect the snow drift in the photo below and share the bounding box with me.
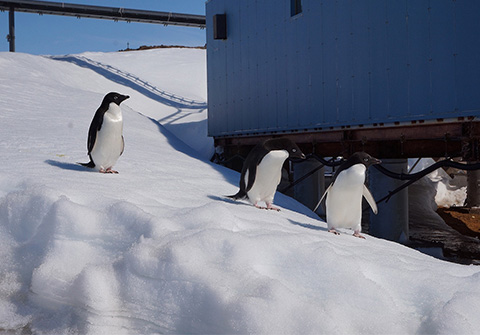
[0,49,479,334]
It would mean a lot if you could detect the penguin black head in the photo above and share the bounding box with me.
[263,137,306,159]
[102,92,130,106]
[350,152,382,167]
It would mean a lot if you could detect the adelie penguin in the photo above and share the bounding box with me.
[314,152,381,238]
[228,137,306,211]
[79,92,129,173]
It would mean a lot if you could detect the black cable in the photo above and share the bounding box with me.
[291,153,345,167]
[292,155,480,207]
[280,163,325,193]
[216,148,480,206]
[373,159,480,181]
[283,154,344,192]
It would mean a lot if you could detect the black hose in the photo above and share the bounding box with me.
[217,148,480,206]
[373,159,480,181]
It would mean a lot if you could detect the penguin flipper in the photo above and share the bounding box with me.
[228,143,268,201]
[313,183,332,212]
[86,127,98,155]
[86,110,105,154]
[244,165,258,194]
[226,164,252,201]
[243,144,269,193]
[363,185,378,214]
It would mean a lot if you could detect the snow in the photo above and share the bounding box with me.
[409,158,467,208]
[0,48,479,334]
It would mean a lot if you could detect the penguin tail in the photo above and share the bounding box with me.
[226,190,247,200]
[78,160,95,168]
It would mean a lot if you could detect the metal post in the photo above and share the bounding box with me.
[466,165,480,207]
[369,159,409,242]
[8,6,15,52]
[292,159,325,212]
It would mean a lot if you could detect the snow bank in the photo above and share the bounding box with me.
[409,158,467,208]
[0,50,479,334]
[435,176,467,208]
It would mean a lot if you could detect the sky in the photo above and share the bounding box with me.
[0,0,206,55]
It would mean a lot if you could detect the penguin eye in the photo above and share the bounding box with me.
[364,157,369,162]
[114,96,118,100]
[292,148,297,153]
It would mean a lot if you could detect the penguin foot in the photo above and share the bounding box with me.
[99,168,119,174]
[254,204,280,211]
[328,228,340,235]
[266,204,281,211]
[353,232,366,239]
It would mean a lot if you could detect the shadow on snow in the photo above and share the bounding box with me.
[45,159,92,172]
[49,55,207,110]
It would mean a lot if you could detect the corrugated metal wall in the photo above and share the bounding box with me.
[206,0,480,138]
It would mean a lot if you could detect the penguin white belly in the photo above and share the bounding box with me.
[91,107,123,171]
[246,150,289,205]
[326,164,366,231]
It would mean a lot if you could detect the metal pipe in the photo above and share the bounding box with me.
[0,0,205,27]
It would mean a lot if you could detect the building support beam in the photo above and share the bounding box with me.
[214,120,480,160]
[292,158,325,213]
[369,159,409,242]
[466,166,480,207]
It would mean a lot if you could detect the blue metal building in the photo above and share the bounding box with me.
[206,0,480,160]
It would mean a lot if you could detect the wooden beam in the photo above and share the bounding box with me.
[214,121,480,160]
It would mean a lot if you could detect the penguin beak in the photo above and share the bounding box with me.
[373,157,382,165]
[117,95,129,104]
[292,151,306,159]
[289,151,306,162]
